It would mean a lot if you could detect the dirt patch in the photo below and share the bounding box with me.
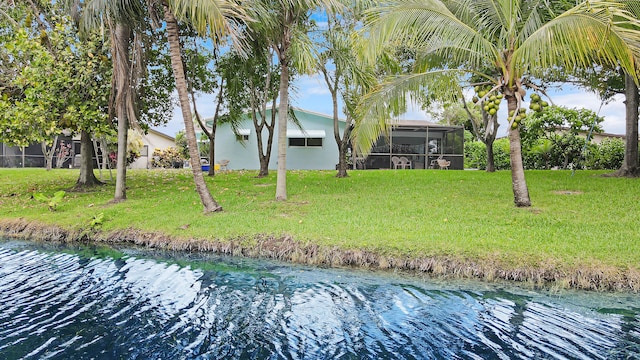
[552,190,584,195]
[1,218,638,293]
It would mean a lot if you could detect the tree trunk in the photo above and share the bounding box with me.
[207,131,216,176]
[506,95,531,207]
[113,23,131,202]
[255,98,277,178]
[275,37,291,201]
[485,139,495,172]
[616,73,639,176]
[483,113,498,172]
[75,130,102,188]
[336,139,350,177]
[330,82,349,178]
[164,4,221,213]
[41,136,57,171]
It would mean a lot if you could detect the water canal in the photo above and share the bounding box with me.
[0,239,638,359]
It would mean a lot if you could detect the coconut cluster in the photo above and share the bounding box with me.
[529,93,548,112]
[472,86,503,116]
[509,108,527,129]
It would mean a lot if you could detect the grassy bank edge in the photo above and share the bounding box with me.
[2,218,638,293]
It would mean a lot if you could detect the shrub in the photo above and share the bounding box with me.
[151,147,185,169]
[464,138,511,170]
[585,138,625,170]
[464,140,486,169]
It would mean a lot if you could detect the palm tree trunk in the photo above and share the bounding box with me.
[113,23,131,202]
[164,3,221,213]
[506,95,531,207]
[275,42,290,201]
[617,73,639,176]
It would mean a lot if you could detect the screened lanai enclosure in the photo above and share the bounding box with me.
[361,121,464,170]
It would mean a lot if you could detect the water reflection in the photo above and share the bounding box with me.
[0,240,638,359]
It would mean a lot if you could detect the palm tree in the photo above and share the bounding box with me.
[357,0,640,207]
[73,0,147,199]
[249,0,342,200]
[112,22,132,201]
[78,0,244,212]
[162,0,247,212]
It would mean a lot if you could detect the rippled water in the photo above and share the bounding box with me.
[0,240,639,359]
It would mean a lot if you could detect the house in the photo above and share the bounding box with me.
[553,126,627,144]
[0,128,175,169]
[1,135,75,168]
[205,107,345,171]
[130,128,176,169]
[202,107,464,170]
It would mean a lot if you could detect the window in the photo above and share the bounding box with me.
[235,129,251,142]
[288,138,323,147]
[306,138,323,147]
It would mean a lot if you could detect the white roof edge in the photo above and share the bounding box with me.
[286,129,326,138]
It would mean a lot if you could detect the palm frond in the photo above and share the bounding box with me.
[168,0,250,49]
[289,24,318,74]
[363,0,498,71]
[516,1,640,80]
[79,0,147,34]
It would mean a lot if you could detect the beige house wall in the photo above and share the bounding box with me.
[130,129,175,169]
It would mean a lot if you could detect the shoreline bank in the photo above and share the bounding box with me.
[2,218,638,293]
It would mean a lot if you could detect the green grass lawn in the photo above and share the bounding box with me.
[1,168,639,280]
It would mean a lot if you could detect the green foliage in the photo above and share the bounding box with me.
[0,5,113,148]
[89,212,105,228]
[175,131,190,160]
[520,105,603,169]
[465,139,511,170]
[464,140,486,169]
[33,190,66,211]
[468,135,625,171]
[527,139,554,169]
[585,138,625,170]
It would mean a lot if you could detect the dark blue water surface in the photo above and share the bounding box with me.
[0,239,638,360]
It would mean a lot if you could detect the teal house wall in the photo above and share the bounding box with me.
[207,107,346,171]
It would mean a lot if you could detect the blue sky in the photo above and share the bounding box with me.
[153,73,628,139]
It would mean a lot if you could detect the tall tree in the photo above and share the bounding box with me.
[619,73,640,176]
[75,0,144,198]
[358,0,640,207]
[213,45,280,177]
[317,6,376,178]
[162,0,247,212]
[252,0,342,200]
[1,2,112,184]
[112,22,133,200]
